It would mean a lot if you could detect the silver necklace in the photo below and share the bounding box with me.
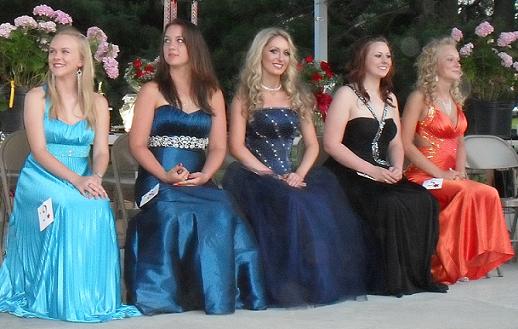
[438,97,452,115]
[261,83,282,92]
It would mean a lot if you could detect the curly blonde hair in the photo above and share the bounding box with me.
[236,27,314,121]
[416,36,466,106]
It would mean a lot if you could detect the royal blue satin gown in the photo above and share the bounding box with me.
[0,93,140,322]
[124,105,266,315]
[222,108,368,306]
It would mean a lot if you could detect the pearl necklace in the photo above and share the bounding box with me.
[261,83,282,92]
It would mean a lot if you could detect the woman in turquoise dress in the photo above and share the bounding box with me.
[222,28,368,306]
[0,28,139,322]
[124,19,266,315]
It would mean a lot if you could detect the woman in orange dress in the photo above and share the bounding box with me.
[402,36,514,284]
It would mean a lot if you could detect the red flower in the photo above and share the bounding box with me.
[144,63,155,73]
[311,72,323,82]
[305,55,314,64]
[133,57,142,69]
[315,92,333,120]
[135,69,144,78]
[320,61,334,78]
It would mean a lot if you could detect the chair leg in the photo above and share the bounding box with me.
[496,266,503,277]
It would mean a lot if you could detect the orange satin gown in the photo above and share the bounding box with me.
[405,104,515,284]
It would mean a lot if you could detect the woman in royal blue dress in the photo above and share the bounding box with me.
[124,19,266,315]
[0,28,139,322]
[222,27,368,306]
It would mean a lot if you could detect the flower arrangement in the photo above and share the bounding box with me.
[451,21,518,101]
[0,4,119,107]
[124,56,158,92]
[298,55,342,121]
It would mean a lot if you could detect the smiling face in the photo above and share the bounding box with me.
[163,24,189,68]
[364,41,392,79]
[48,34,83,78]
[436,44,462,82]
[261,35,291,79]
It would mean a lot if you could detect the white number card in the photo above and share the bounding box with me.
[139,183,160,207]
[37,198,54,231]
[422,178,443,190]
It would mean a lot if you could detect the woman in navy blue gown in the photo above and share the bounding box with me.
[124,19,266,315]
[222,27,368,307]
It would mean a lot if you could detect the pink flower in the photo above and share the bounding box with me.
[497,52,513,68]
[107,44,120,59]
[33,5,54,18]
[459,43,474,56]
[451,28,463,42]
[102,57,119,79]
[86,26,107,42]
[94,41,109,62]
[14,15,38,29]
[474,21,494,38]
[53,10,72,25]
[38,21,56,33]
[497,32,518,47]
[0,23,16,38]
[513,62,518,72]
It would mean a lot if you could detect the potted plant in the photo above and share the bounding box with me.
[118,56,158,131]
[451,22,518,138]
[0,4,120,132]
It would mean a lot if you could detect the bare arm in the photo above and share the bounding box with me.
[129,82,188,184]
[228,96,272,174]
[24,87,107,198]
[401,90,460,179]
[385,94,404,180]
[294,114,318,179]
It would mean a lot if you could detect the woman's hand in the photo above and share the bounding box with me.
[174,172,210,186]
[73,175,108,199]
[282,172,307,188]
[369,166,400,184]
[164,164,190,184]
[437,168,466,180]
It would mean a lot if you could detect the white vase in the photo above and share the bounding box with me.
[119,93,137,132]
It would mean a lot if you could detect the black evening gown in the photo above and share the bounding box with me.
[223,108,369,306]
[324,117,447,296]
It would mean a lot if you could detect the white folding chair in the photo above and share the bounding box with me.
[464,134,518,267]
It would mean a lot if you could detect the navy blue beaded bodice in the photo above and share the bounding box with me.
[246,108,300,175]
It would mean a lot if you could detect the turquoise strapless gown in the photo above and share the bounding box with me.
[124,105,266,315]
[0,95,140,322]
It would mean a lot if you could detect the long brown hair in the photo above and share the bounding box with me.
[154,19,219,114]
[346,36,395,107]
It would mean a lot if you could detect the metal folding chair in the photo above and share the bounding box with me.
[0,129,30,261]
[464,134,518,269]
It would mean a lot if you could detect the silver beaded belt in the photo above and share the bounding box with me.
[148,135,209,150]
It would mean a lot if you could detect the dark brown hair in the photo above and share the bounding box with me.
[346,36,395,107]
[154,19,220,114]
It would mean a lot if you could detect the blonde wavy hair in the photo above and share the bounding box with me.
[236,27,314,121]
[416,36,466,106]
[47,27,96,127]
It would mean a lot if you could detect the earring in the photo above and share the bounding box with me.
[76,68,82,77]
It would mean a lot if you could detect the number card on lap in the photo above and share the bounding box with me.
[422,178,443,190]
[38,198,54,231]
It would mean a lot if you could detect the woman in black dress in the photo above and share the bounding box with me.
[323,36,446,296]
